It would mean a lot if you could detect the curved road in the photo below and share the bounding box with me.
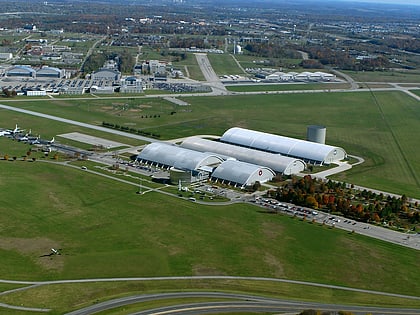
[1,276,420,313]
[65,292,420,315]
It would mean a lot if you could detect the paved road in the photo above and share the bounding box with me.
[0,104,159,143]
[1,276,419,314]
[66,292,420,315]
[194,53,229,95]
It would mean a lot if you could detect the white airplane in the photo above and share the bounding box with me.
[29,135,41,145]
[51,248,59,255]
[11,124,24,134]
[0,130,10,136]
[17,133,29,142]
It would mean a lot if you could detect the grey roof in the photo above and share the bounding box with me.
[180,136,306,175]
[212,160,275,187]
[221,127,347,164]
[137,142,223,171]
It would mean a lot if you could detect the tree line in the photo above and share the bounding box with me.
[102,122,161,139]
[267,175,419,230]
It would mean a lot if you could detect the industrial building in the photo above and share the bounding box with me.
[91,68,121,81]
[211,160,275,187]
[180,136,306,175]
[120,76,143,93]
[6,65,36,78]
[36,66,65,79]
[136,141,279,188]
[220,127,347,165]
[136,142,224,184]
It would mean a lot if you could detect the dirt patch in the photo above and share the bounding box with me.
[0,237,64,271]
[264,252,285,278]
[192,265,226,276]
[261,221,283,240]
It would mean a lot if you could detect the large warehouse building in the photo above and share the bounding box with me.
[220,127,347,165]
[136,142,277,187]
[136,142,223,184]
[180,136,306,175]
[211,160,276,187]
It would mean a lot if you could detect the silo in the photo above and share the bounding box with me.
[307,125,326,144]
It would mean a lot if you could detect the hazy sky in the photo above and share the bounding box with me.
[338,0,420,4]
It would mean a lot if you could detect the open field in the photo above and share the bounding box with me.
[172,53,206,81]
[342,70,420,83]
[0,157,419,313]
[207,53,246,76]
[2,89,420,198]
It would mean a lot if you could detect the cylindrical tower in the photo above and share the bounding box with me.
[307,125,326,144]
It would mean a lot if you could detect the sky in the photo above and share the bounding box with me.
[337,0,420,4]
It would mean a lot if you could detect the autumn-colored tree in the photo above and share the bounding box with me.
[306,196,318,209]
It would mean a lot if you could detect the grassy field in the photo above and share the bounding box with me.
[0,158,419,313]
[207,53,246,76]
[2,89,420,197]
[342,69,420,83]
[172,53,206,81]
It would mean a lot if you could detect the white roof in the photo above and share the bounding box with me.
[212,160,275,187]
[181,136,306,175]
[220,127,347,164]
[137,142,223,171]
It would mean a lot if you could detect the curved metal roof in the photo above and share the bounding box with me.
[180,136,306,175]
[212,160,275,187]
[221,127,347,164]
[137,142,223,171]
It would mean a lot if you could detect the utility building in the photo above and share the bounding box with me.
[220,127,347,165]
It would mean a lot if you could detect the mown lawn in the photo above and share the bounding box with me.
[2,89,420,197]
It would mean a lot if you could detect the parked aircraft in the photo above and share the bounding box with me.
[0,130,10,136]
[17,134,29,142]
[29,136,41,145]
[11,124,24,134]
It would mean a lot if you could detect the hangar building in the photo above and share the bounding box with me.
[180,136,306,175]
[136,142,223,184]
[211,160,275,188]
[6,65,36,78]
[220,127,347,165]
[36,66,65,78]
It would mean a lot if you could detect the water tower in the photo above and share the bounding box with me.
[307,125,326,144]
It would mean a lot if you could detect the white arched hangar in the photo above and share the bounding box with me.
[136,142,223,171]
[180,136,306,175]
[220,127,347,165]
[211,160,275,188]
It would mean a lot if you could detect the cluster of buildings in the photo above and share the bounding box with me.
[136,126,347,188]
[252,70,336,82]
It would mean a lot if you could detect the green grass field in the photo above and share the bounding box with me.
[1,86,420,313]
[172,53,206,81]
[207,53,246,76]
[342,70,420,83]
[2,89,420,197]
[0,159,419,313]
